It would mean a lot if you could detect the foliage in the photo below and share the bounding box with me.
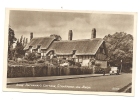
[75,62,81,67]
[7,65,93,78]
[25,52,42,61]
[95,63,101,67]
[14,38,25,58]
[8,60,17,66]
[25,52,36,61]
[103,32,133,66]
[22,59,28,63]
[28,61,35,64]
[67,60,75,66]
[94,66,110,74]
[51,58,59,65]
[37,59,45,63]
[8,27,17,60]
[35,53,41,59]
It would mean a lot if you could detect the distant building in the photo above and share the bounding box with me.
[24,28,108,68]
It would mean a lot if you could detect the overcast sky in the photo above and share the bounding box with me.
[9,10,134,41]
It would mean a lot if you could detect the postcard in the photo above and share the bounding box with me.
[3,8,137,96]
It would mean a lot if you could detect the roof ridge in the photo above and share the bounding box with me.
[54,38,103,42]
[32,36,54,39]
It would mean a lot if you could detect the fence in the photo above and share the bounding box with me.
[7,65,93,78]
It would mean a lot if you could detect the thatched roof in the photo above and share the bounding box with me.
[24,37,55,50]
[24,37,106,56]
[47,38,104,55]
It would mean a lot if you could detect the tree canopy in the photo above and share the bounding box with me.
[14,35,28,58]
[103,32,133,66]
[8,27,17,60]
[8,26,28,59]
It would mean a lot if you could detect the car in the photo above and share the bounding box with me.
[109,67,119,75]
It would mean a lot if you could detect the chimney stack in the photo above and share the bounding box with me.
[91,28,96,39]
[68,30,73,40]
[30,32,33,40]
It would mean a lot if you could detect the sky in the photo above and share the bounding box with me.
[9,10,134,42]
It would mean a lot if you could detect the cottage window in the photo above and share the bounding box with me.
[79,59,83,63]
[73,50,76,54]
[81,56,83,60]
[85,56,87,59]
[83,56,85,59]
[75,58,78,62]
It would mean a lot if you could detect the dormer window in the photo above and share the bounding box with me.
[73,50,76,54]
[72,50,77,59]
[29,46,32,53]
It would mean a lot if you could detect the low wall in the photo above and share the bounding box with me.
[7,66,93,78]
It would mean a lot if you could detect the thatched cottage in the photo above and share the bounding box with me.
[24,28,108,68]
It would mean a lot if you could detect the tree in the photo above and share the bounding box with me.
[25,52,36,61]
[50,34,62,41]
[14,38,25,58]
[20,35,23,43]
[14,35,29,59]
[8,26,16,60]
[22,37,25,47]
[103,32,133,67]
[25,52,41,61]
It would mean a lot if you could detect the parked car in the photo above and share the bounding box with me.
[109,67,119,75]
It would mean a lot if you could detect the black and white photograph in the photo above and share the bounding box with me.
[3,9,137,96]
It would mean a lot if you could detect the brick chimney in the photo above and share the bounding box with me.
[91,28,96,39]
[30,32,33,40]
[68,30,73,40]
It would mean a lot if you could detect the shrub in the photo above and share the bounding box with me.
[22,59,28,63]
[46,56,50,60]
[95,63,101,67]
[52,58,58,65]
[7,65,94,78]
[44,61,49,65]
[67,60,75,66]
[75,62,81,67]
[25,52,36,61]
[58,58,67,64]
[35,53,41,59]
[95,66,102,74]
[24,55,28,60]
[28,61,35,64]
[8,60,17,65]
[37,59,45,63]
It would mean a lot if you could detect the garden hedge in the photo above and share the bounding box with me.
[7,65,93,78]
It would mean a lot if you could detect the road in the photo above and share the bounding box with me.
[7,73,132,92]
